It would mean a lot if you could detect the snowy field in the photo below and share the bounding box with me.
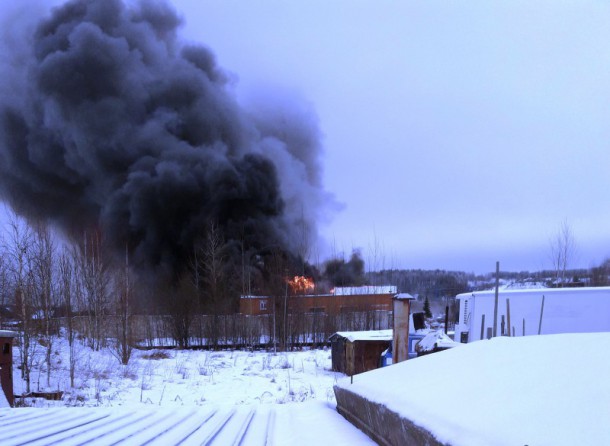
[4,337,378,445]
[12,337,342,409]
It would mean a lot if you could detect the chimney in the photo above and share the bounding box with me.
[0,330,17,407]
[392,293,415,364]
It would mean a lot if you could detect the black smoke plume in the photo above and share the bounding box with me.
[0,0,332,283]
[323,251,366,288]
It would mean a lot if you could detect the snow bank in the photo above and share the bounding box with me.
[336,333,610,446]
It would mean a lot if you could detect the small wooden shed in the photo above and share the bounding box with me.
[0,330,17,407]
[329,330,392,376]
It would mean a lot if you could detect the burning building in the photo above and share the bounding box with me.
[0,0,334,296]
[288,276,316,295]
[240,284,397,316]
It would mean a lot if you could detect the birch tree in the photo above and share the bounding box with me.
[191,222,230,347]
[111,246,133,365]
[74,230,110,351]
[58,251,77,388]
[549,220,576,286]
[4,213,35,393]
[30,223,57,387]
[0,249,10,328]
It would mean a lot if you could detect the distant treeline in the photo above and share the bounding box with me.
[367,263,610,299]
[366,269,470,299]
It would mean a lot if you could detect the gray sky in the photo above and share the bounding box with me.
[169,0,610,274]
[5,0,610,274]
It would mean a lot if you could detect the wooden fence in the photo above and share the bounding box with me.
[2,310,394,351]
[128,310,393,349]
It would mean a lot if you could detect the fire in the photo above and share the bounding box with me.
[288,276,315,294]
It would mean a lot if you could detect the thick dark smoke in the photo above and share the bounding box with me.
[0,0,332,279]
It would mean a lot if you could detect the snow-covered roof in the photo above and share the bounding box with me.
[332,285,397,295]
[0,403,372,445]
[393,292,414,300]
[0,330,18,338]
[456,285,610,299]
[415,330,461,353]
[336,332,610,446]
[241,285,398,299]
[332,329,393,342]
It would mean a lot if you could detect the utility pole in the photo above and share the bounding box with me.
[493,261,500,337]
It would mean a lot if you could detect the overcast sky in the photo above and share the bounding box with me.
[3,0,610,275]
[167,0,610,274]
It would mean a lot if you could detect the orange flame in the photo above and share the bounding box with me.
[288,276,315,294]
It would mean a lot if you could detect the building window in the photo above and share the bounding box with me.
[2,343,9,355]
[259,300,267,311]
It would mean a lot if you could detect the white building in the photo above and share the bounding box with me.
[454,286,610,343]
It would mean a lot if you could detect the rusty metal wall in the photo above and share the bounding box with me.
[0,336,14,407]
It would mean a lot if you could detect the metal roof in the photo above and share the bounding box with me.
[0,404,370,445]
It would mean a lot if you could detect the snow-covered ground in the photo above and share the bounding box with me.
[12,337,342,408]
[4,336,375,444]
[9,331,610,445]
[337,332,610,446]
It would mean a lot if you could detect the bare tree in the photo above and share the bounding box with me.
[192,222,230,347]
[367,230,385,286]
[111,246,133,365]
[239,237,255,299]
[58,250,77,388]
[167,274,197,348]
[74,230,110,351]
[549,220,576,286]
[265,248,290,352]
[0,248,11,328]
[30,223,57,388]
[201,223,227,310]
[4,212,35,393]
